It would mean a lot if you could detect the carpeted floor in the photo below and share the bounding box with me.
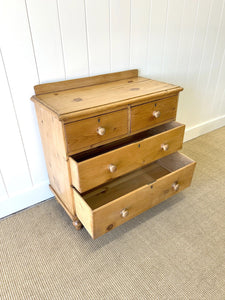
[1,127,225,300]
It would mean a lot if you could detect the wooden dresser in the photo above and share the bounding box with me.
[31,69,196,239]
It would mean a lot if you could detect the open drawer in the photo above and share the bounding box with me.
[69,121,185,193]
[73,152,196,239]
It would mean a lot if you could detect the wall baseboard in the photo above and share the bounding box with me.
[184,114,225,142]
[0,181,53,219]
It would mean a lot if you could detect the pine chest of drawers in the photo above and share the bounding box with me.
[31,69,196,239]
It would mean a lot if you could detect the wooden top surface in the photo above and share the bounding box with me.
[31,70,183,121]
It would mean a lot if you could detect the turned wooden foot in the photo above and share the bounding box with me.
[73,218,83,230]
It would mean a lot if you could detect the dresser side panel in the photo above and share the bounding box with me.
[34,102,75,216]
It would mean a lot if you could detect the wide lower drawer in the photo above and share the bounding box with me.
[64,109,128,154]
[131,95,178,133]
[70,121,185,192]
[73,152,196,239]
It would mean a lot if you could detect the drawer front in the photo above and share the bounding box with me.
[70,122,185,192]
[64,109,128,154]
[131,96,178,133]
[73,152,196,239]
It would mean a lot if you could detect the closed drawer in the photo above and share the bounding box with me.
[131,95,178,133]
[70,121,185,193]
[64,109,128,154]
[73,152,196,239]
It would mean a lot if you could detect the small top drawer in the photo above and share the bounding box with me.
[131,95,178,133]
[64,109,128,154]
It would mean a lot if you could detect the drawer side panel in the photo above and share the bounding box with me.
[73,189,94,237]
[34,103,75,216]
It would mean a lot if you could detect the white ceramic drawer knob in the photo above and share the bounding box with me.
[153,110,161,118]
[97,126,106,136]
[108,164,117,173]
[172,182,179,191]
[161,143,169,151]
[120,208,129,218]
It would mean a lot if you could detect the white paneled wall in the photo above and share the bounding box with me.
[0,0,225,217]
[110,0,130,72]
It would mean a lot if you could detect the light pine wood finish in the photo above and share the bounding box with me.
[131,95,178,133]
[64,109,128,154]
[31,70,182,122]
[73,152,196,239]
[34,103,75,216]
[69,122,185,192]
[34,69,138,95]
[31,70,195,239]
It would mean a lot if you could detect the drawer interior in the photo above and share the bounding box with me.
[72,121,183,162]
[81,152,194,210]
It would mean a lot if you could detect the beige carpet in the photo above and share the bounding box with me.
[1,127,225,300]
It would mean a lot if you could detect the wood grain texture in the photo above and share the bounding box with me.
[74,152,196,239]
[70,122,185,192]
[131,95,178,133]
[32,71,188,239]
[33,73,182,121]
[49,184,75,221]
[73,189,93,236]
[34,69,138,95]
[34,103,75,216]
[64,109,128,154]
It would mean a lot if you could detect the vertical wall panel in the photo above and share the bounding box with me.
[161,0,185,83]
[205,1,225,119]
[0,172,8,202]
[180,0,212,127]
[110,0,131,72]
[196,0,224,123]
[85,0,110,75]
[147,0,168,80]
[57,0,89,79]
[212,48,225,117]
[175,0,199,85]
[221,88,225,115]
[26,0,65,83]
[0,0,48,187]
[175,0,199,123]
[130,0,150,75]
[0,52,32,194]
